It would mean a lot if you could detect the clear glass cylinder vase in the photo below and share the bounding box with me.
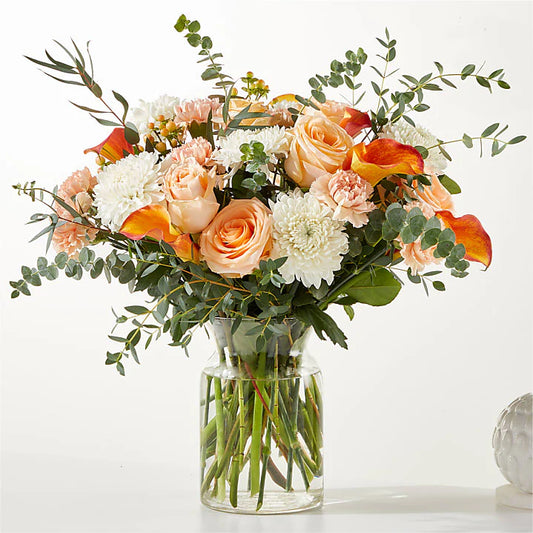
[200,317,323,514]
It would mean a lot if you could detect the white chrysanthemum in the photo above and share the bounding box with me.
[212,126,289,169]
[94,152,164,231]
[129,95,181,137]
[270,191,348,289]
[379,122,447,174]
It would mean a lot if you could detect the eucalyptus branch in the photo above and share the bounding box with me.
[174,15,234,104]
[385,63,511,126]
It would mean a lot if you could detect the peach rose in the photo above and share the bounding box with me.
[284,114,353,187]
[305,99,346,124]
[398,201,443,274]
[415,172,454,213]
[170,137,213,166]
[163,158,219,234]
[200,198,272,277]
[310,169,375,227]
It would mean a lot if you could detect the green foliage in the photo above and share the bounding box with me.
[344,267,401,306]
[25,40,139,142]
[304,46,367,110]
[174,14,234,104]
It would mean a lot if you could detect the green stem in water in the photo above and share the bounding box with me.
[257,381,276,511]
[200,376,213,482]
[250,353,266,496]
[214,377,226,502]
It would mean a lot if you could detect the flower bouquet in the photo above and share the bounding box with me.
[11,14,525,514]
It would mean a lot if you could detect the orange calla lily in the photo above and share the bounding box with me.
[436,210,492,268]
[84,127,134,163]
[344,139,425,187]
[120,204,199,262]
[339,108,371,137]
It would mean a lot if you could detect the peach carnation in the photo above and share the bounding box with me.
[174,98,222,124]
[199,198,272,277]
[310,169,375,227]
[163,158,219,234]
[284,114,353,187]
[55,167,97,220]
[52,222,97,258]
[52,167,98,257]
[170,138,213,166]
[398,201,443,274]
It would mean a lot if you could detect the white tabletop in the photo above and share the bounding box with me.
[2,454,532,533]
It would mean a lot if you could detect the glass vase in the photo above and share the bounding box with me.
[199,317,323,514]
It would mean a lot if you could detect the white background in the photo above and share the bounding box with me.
[1,1,532,532]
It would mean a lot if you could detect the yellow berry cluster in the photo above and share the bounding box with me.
[146,115,186,153]
[241,71,270,99]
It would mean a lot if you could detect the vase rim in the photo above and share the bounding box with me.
[212,316,301,324]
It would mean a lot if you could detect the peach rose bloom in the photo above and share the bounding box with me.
[398,201,443,274]
[170,137,213,166]
[174,98,222,124]
[284,114,353,187]
[310,169,376,227]
[55,167,97,220]
[305,99,346,124]
[52,222,97,258]
[200,198,272,277]
[416,172,454,213]
[163,158,219,234]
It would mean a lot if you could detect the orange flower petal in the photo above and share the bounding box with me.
[84,128,134,163]
[120,205,200,262]
[339,108,371,137]
[344,139,424,186]
[268,93,298,106]
[436,210,492,268]
[170,233,200,263]
[120,204,181,243]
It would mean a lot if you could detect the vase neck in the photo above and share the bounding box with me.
[210,318,310,377]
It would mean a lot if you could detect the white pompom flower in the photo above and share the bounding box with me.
[129,94,181,137]
[379,121,447,174]
[212,126,289,170]
[93,152,164,231]
[270,191,348,289]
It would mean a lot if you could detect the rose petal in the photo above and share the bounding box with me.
[344,139,424,186]
[120,204,180,242]
[339,108,371,137]
[436,210,492,268]
[84,128,134,163]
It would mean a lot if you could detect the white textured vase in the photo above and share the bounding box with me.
[492,393,533,509]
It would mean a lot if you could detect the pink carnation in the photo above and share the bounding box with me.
[170,138,213,166]
[52,222,97,258]
[174,98,222,124]
[55,167,97,220]
[398,201,443,274]
[310,169,375,227]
